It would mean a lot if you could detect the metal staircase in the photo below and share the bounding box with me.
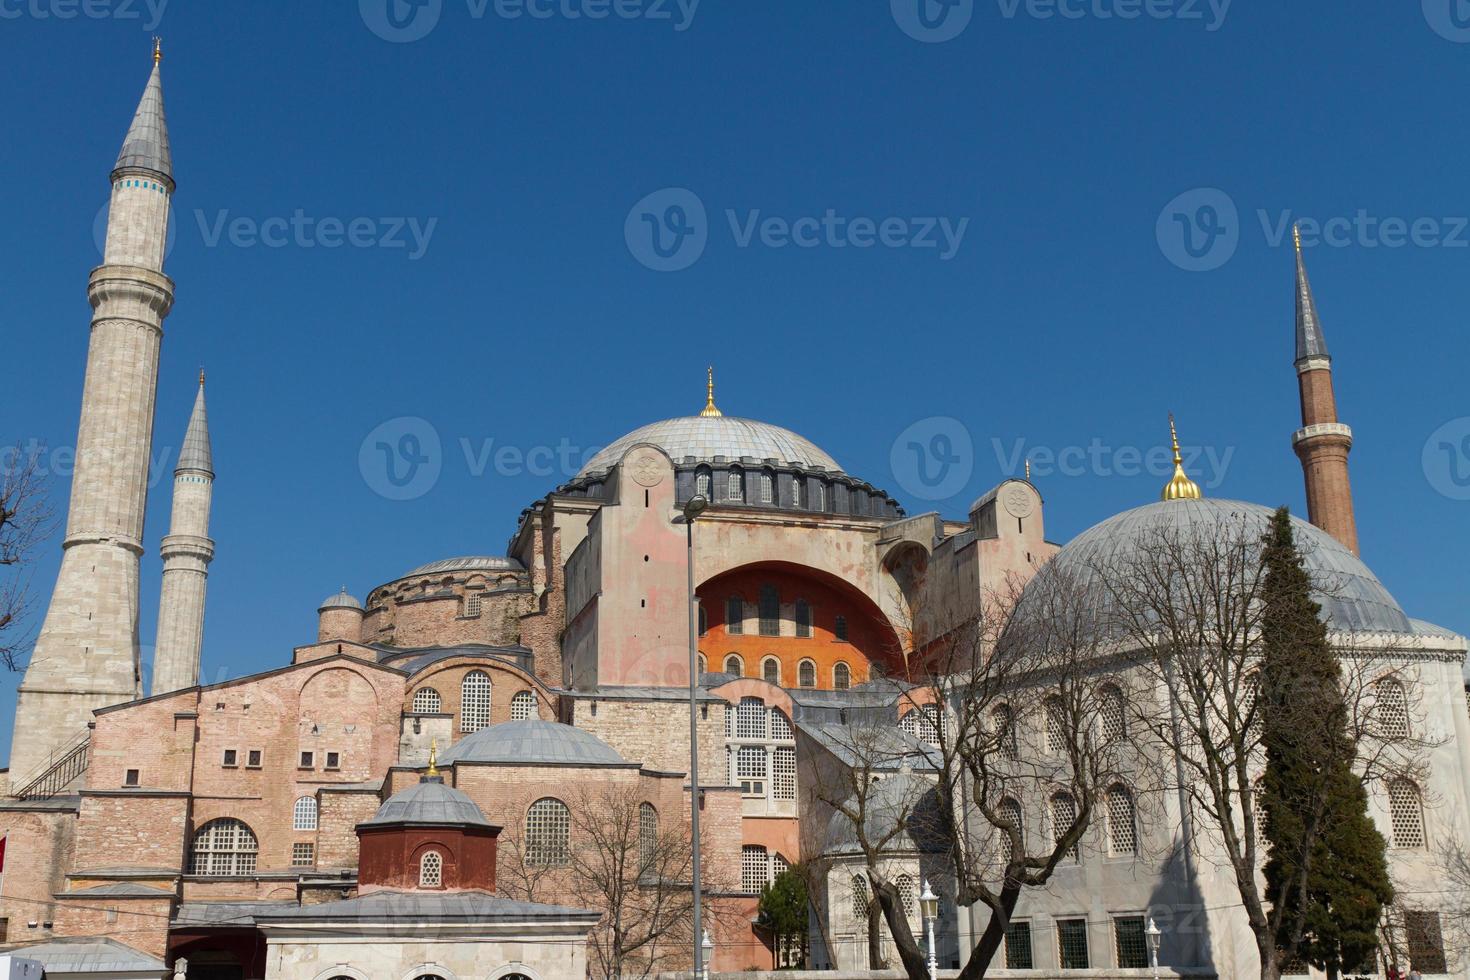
[14,731,91,800]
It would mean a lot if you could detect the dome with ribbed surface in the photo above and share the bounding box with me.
[578,415,842,478]
[403,556,524,578]
[318,588,363,611]
[361,778,492,828]
[1037,498,1412,635]
[439,720,629,767]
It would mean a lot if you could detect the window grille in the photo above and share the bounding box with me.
[728,469,743,501]
[851,875,870,920]
[464,592,482,617]
[901,705,941,745]
[1114,916,1148,968]
[1057,918,1090,969]
[772,747,796,800]
[1252,778,1268,846]
[1099,685,1126,742]
[1051,792,1080,861]
[460,671,491,732]
[772,852,789,877]
[1005,920,1034,969]
[770,708,794,741]
[510,691,536,721]
[834,615,847,641]
[795,599,811,638]
[412,687,441,713]
[741,845,768,894]
[1107,786,1137,855]
[993,705,1017,759]
[639,802,658,872]
[1406,909,1449,973]
[293,796,318,831]
[760,472,773,504]
[1389,780,1425,848]
[997,798,1023,866]
[725,654,743,676]
[695,468,711,498]
[1045,697,1067,755]
[834,662,850,690]
[792,478,804,509]
[526,798,571,867]
[759,585,780,636]
[762,658,780,685]
[290,842,314,867]
[736,698,768,739]
[737,746,767,795]
[698,654,707,675]
[798,660,816,688]
[897,875,916,916]
[1376,679,1409,739]
[190,819,259,876]
[726,596,744,635]
[419,850,443,887]
[813,482,825,511]
[246,750,262,767]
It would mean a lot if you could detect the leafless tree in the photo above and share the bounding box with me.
[0,443,56,671]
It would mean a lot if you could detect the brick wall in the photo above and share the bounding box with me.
[74,794,188,871]
[317,789,380,868]
[0,807,76,943]
[52,896,173,960]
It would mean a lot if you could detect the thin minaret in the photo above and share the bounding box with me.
[11,45,176,789]
[1290,226,1359,555]
[152,372,214,694]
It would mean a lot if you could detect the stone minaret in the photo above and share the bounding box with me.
[10,48,176,788]
[1290,226,1359,555]
[152,374,213,694]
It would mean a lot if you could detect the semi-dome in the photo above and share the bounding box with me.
[361,778,493,828]
[1037,498,1413,635]
[438,719,629,767]
[318,588,363,611]
[579,415,843,479]
[823,772,947,857]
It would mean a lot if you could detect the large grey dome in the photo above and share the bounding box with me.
[1040,498,1413,635]
[361,778,492,828]
[579,415,843,478]
[403,556,524,578]
[439,719,629,767]
[824,772,947,857]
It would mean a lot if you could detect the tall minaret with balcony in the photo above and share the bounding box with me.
[152,373,214,695]
[1290,226,1360,555]
[10,45,177,789]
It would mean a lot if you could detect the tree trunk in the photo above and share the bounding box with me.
[868,900,886,969]
[955,880,1023,980]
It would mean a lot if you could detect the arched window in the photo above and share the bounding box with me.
[510,691,536,721]
[901,705,941,745]
[412,687,441,714]
[992,704,1017,760]
[1044,696,1067,755]
[293,796,318,831]
[798,659,816,688]
[724,653,744,677]
[758,584,780,636]
[833,661,851,691]
[419,850,443,887]
[1099,685,1126,742]
[851,874,870,920]
[813,481,825,511]
[727,467,744,502]
[698,653,708,675]
[1376,678,1409,740]
[997,797,1023,865]
[794,599,812,638]
[1252,777,1268,845]
[762,657,780,685]
[760,470,774,505]
[897,874,916,916]
[189,818,259,876]
[526,798,571,867]
[460,670,491,732]
[792,477,805,509]
[695,466,712,499]
[741,844,768,893]
[1389,780,1425,849]
[1050,792,1080,861]
[639,802,658,872]
[770,707,794,741]
[834,615,848,642]
[1107,785,1137,855]
[726,596,744,635]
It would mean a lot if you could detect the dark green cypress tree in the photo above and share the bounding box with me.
[1259,506,1393,979]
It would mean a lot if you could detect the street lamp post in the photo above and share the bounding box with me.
[1146,915,1162,980]
[920,879,939,980]
[683,494,709,980]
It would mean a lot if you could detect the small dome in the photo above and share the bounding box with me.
[318,588,363,611]
[361,778,492,828]
[403,556,524,578]
[578,415,843,478]
[439,719,628,767]
[823,772,947,857]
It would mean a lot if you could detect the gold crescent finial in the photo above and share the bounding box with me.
[1162,413,1202,501]
[699,365,723,417]
[153,37,162,65]
[427,738,439,777]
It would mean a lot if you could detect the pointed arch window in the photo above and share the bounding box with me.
[833,661,851,690]
[897,874,916,916]
[813,481,825,511]
[798,659,816,689]
[695,466,712,499]
[1106,785,1137,855]
[727,467,744,502]
[792,477,805,509]
[851,874,870,920]
[1389,779,1425,849]
[724,653,744,677]
[762,657,780,685]
[1375,678,1409,740]
[460,670,491,732]
[1050,792,1080,861]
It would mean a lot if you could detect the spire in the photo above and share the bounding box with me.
[1294,225,1330,366]
[1161,414,1201,501]
[426,739,440,780]
[699,365,723,417]
[176,376,212,475]
[113,48,173,182]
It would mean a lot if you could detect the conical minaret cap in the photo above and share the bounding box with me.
[113,53,173,182]
[176,375,212,476]
[1294,225,1329,365]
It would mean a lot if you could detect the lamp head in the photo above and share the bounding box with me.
[919,879,939,920]
[683,494,709,521]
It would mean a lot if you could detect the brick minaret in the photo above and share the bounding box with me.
[1290,226,1359,555]
[11,46,176,788]
[152,374,213,694]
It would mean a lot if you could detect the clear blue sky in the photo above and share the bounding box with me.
[4,1,1469,765]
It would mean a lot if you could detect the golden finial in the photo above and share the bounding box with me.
[427,739,439,777]
[699,365,723,418]
[1161,413,1202,501]
[153,37,162,65]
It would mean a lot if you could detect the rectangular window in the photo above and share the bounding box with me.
[772,747,797,801]
[246,749,262,768]
[290,842,315,867]
[1114,916,1148,969]
[737,746,767,797]
[1004,920,1033,970]
[221,749,238,768]
[299,751,314,769]
[464,593,482,617]
[741,845,768,893]
[1406,909,1448,973]
[0,919,8,943]
[123,769,140,787]
[325,752,341,770]
[1057,918,1090,970]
